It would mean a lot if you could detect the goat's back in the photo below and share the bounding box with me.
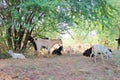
[92,44,112,57]
[35,38,62,48]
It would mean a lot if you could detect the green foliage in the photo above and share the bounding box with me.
[0,26,9,52]
[0,0,119,51]
[0,52,11,59]
[0,0,61,51]
[97,28,117,48]
[107,0,120,9]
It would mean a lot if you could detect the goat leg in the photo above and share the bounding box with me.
[94,54,97,63]
[100,53,105,64]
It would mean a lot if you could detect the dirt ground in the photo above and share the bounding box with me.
[0,53,120,80]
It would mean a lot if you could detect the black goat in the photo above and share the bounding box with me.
[116,38,120,50]
[52,46,63,55]
[83,47,94,57]
[42,37,49,39]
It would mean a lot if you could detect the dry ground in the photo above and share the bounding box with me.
[0,53,120,80]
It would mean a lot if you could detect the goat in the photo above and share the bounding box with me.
[83,47,94,57]
[52,46,63,55]
[28,36,49,50]
[90,44,112,63]
[115,37,120,50]
[8,50,26,59]
[35,38,63,54]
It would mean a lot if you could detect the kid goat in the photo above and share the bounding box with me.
[90,44,112,63]
[83,47,94,57]
[8,50,26,59]
[52,46,63,55]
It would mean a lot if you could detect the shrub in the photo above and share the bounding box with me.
[0,52,11,59]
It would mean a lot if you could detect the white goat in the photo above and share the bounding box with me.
[90,44,112,63]
[8,50,26,59]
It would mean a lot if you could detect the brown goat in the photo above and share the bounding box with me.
[35,38,63,54]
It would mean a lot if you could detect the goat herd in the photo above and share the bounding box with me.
[8,36,120,63]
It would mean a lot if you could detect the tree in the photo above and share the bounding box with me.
[0,0,118,52]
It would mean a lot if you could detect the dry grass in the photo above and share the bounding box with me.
[0,52,120,80]
[0,42,120,80]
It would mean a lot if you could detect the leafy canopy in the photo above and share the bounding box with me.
[0,0,118,51]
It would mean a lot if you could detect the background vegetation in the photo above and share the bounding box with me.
[0,0,120,55]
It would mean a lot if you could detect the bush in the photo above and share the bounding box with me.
[0,52,11,59]
[0,31,9,53]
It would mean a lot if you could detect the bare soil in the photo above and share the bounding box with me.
[0,54,120,80]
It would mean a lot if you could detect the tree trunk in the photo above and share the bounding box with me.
[13,28,18,50]
[21,30,31,50]
[6,27,13,49]
[15,25,25,51]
